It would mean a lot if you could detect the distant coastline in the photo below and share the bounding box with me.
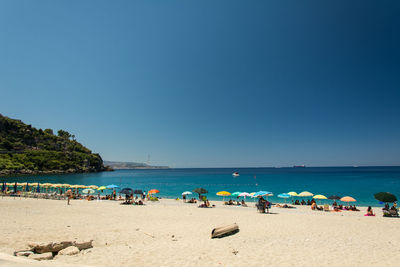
[104,161,169,170]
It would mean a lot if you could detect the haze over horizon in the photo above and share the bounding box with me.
[1,1,399,168]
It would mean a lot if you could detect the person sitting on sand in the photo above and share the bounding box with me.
[366,206,375,216]
[301,200,306,205]
[383,203,390,211]
[308,200,312,205]
[311,202,317,210]
[206,200,210,207]
[295,200,300,205]
[228,199,234,205]
[236,201,241,206]
[332,201,337,207]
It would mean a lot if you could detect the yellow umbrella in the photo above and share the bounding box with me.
[216,191,231,201]
[313,194,327,200]
[61,184,71,187]
[88,185,98,189]
[298,191,314,197]
[70,185,80,189]
[216,191,231,196]
[288,192,298,197]
[41,183,53,187]
[97,186,107,191]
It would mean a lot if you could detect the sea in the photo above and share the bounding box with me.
[2,167,400,207]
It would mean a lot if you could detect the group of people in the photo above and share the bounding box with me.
[382,202,398,217]
[224,199,247,207]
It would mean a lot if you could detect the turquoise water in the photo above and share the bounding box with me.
[2,167,400,206]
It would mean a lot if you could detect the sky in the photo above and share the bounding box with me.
[1,1,399,167]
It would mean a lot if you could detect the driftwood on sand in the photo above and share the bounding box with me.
[211,223,239,238]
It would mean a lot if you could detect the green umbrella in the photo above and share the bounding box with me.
[374,192,397,203]
[231,192,241,197]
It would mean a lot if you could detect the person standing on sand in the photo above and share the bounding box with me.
[66,189,72,205]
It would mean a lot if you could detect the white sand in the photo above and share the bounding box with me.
[0,197,399,266]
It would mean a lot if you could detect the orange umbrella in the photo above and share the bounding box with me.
[340,196,356,202]
[148,189,159,194]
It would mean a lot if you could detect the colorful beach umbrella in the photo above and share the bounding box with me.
[182,191,192,195]
[287,192,298,197]
[298,191,314,197]
[97,186,107,191]
[148,189,159,194]
[340,196,356,203]
[88,185,98,189]
[231,192,241,197]
[239,192,251,197]
[106,184,119,189]
[278,193,291,198]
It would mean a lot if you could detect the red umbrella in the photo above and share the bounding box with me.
[148,189,159,194]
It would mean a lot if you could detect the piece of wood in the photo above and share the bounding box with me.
[211,223,239,238]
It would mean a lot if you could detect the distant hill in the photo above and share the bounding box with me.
[0,114,109,175]
[104,161,169,169]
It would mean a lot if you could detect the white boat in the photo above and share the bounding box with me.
[232,172,240,177]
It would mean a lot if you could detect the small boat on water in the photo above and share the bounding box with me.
[232,172,240,177]
[293,165,306,168]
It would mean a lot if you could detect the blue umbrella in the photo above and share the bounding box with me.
[106,184,119,189]
[1,182,5,192]
[36,184,40,193]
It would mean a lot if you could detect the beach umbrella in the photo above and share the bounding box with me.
[253,191,273,197]
[97,186,107,191]
[88,185,98,189]
[231,192,242,197]
[328,195,341,200]
[106,184,119,189]
[288,192,298,197]
[340,196,356,203]
[134,190,143,195]
[278,193,291,203]
[217,191,231,201]
[82,188,95,194]
[193,188,208,199]
[41,183,52,187]
[374,192,397,203]
[148,189,159,194]
[17,182,26,186]
[313,194,327,200]
[119,188,133,195]
[298,191,314,197]
[239,192,251,197]
[182,191,192,195]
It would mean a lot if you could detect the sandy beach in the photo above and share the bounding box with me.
[0,197,399,266]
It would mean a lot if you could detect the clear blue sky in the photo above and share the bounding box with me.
[1,1,399,167]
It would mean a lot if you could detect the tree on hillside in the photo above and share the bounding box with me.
[57,130,71,139]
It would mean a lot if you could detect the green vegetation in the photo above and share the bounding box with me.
[0,114,107,175]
